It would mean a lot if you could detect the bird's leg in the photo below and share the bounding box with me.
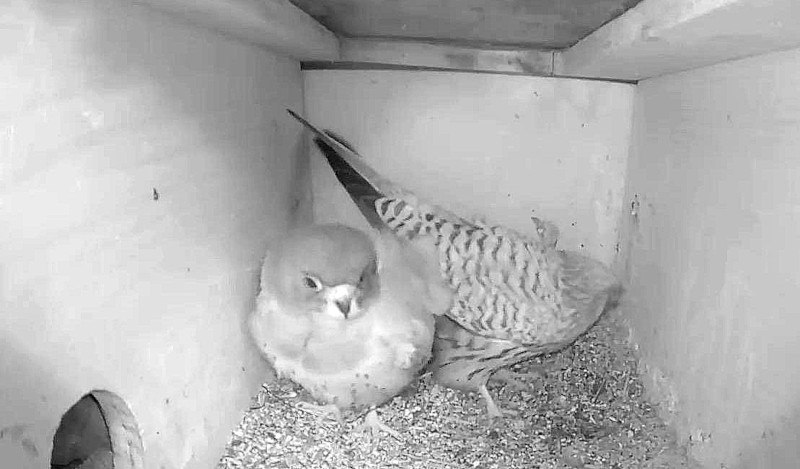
[294,402,344,424]
[490,365,547,392]
[355,408,401,439]
[478,384,518,419]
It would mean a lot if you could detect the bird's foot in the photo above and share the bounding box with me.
[393,342,419,369]
[479,384,518,420]
[355,409,401,440]
[295,402,343,424]
[490,366,547,392]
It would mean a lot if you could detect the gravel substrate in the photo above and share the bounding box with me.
[218,313,700,469]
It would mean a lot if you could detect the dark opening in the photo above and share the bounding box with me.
[51,390,144,469]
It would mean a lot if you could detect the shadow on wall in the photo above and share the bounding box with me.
[0,337,67,466]
[23,0,309,235]
[734,403,800,469]
[4,1,308,467]
[18,0,310,352]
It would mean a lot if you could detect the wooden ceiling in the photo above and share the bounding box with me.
[287,0,644,49]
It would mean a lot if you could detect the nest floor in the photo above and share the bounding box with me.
[218,314,700,469]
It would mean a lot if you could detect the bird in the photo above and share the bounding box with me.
[286,109,623,419]
[248,222,452,436]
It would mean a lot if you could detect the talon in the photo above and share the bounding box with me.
[356,409,401,439]
[490,366,546,391]
[295,402,343,424]
[479,384,517,419]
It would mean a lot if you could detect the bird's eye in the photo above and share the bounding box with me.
[359,262,375,285]
[303,276,321,291]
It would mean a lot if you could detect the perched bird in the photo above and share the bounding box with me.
[286,109,622,419]
[249,223,451,435]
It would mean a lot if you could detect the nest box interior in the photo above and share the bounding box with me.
[2,0,799,468]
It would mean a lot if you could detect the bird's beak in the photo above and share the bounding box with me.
[324,284,358,319]
[335,298,351,318]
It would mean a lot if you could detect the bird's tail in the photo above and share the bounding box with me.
[315,133,387,230]
[286,110,497,246]
[286,109,392,231]
[556,250,623,329]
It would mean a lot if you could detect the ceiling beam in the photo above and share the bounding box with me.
[339,39,555,76]
[557,0,800,81]
[136,0,339,61]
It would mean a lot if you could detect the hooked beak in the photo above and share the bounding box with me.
[324,284,358,319]
[335,298,351,318]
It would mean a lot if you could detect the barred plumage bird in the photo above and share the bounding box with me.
[287,109,622,419]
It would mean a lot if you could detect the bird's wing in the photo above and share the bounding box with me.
[374,229,452,318]
[554,250,623,332]
[287,110,583,345]
[287,108,468,231]
[370,229,450,370]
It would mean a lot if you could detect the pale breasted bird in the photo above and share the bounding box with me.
[248,223,451,434]
[286,109,622,419]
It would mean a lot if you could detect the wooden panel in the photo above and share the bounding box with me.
[137,0,340,60]
[0,1,307,468]
[620,46,800,467]
[558,0,800,80]
[303,70,635,266]
[289,0,643,49]
[339,39,555,75]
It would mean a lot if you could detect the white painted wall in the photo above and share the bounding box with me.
[303,70,635,265]
[620,46,800,468]
[0,1,308,468]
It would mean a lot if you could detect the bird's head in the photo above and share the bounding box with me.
[270,223,379,320]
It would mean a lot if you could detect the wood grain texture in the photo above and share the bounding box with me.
[340,39,555,75]
[620,46,800,468]
[0,1,306,468]
[558,0,800,80]
[137,0,340,60]
[288,0,643,49]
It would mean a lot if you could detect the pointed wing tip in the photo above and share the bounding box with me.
[286,108,331,143]
[286,108,316,130]
[286,108,306,124]
[285,109,360,157]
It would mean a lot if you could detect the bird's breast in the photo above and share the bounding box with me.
[284,322,420,411]
[252,296,420,410]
